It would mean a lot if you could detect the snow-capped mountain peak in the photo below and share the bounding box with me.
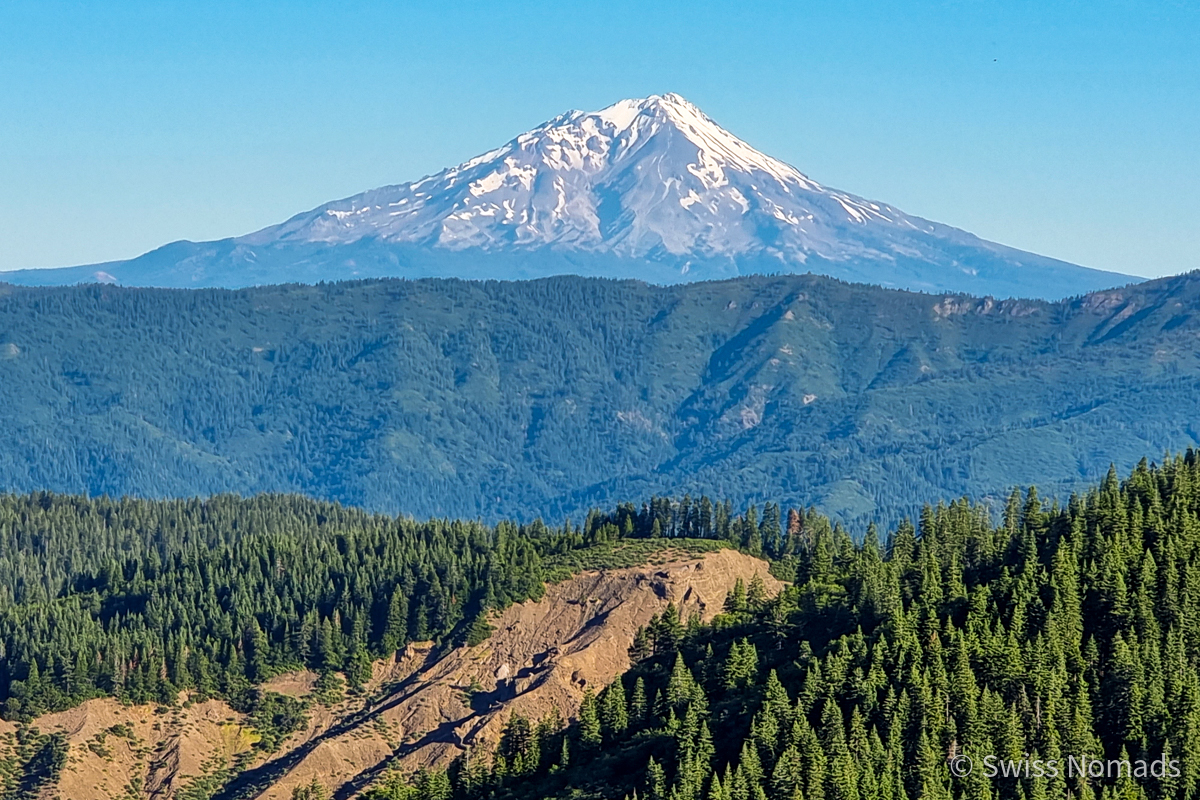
[589,92,819,189]
[3,94,1136,298]
[242,93,910,261]
[0,92,1108,298]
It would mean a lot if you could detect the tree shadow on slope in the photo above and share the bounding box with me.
[208,647,444,800]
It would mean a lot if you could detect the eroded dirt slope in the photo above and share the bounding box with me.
[23,547,780,800]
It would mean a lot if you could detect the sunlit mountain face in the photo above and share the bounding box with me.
[4,94,1133,298]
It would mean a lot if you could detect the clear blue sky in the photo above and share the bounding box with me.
[1,0,1196,278]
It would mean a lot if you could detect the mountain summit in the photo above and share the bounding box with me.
[246,93,906,262]
[3,94,1133,297]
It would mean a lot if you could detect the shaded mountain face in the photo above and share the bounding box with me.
[5,94,1131,298]
[0,271,1197,523]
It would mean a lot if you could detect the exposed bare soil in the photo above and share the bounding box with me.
[22,548,780,799]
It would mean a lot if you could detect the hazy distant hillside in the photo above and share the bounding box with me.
[0,272,1197,522]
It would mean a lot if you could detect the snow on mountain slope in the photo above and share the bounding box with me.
[3,93,1134,297]
[243,93,929,265]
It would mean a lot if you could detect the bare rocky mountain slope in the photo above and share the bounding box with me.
[3,548,780,800]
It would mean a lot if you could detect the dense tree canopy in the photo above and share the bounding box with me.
[0,492,552,720]
[366,451,1200,800]
[1,273,1199,524]
[0,489,790,723]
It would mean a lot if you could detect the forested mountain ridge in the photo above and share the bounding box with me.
[366,452,1200,800]
[3,455,1200,798]
[0,271,1198,522]
[0,490,771,722]
[0,488,778,799]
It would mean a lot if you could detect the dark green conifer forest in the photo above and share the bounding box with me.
[0,491,754,723]
[362,452,1200,800]
[4,444,1200,799]
[2,272,1199,525]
